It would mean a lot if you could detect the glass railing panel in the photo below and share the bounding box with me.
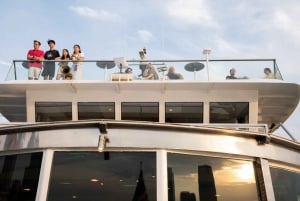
[6,59,282,81]
[208,60,278,81]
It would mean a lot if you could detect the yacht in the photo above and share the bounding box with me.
[0,57,299,201]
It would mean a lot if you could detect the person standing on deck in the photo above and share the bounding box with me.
[71,44,85,80]
[139,48,147,76]
[56,49,71,80]
[27,40,44,80]
[42,39,60,80]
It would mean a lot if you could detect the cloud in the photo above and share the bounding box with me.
[69,5,118,21]
[137,30,153,43]
[166,0,218,27]
[213,37,240,57]
[0,60,11,66]
[272,10,300,41]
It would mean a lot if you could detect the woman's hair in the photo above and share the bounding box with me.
[264,67,271,73]
[61,49,70,59]
[73,44,81,53]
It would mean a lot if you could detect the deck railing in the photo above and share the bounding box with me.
[6,59,283,81]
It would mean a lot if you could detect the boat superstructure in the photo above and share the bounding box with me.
[0,58,299,201]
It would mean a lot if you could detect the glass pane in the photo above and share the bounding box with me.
[0,152,43,201]
[47,152,156,201]
[210,102,249,123]
[78,102,115,120]
[35,102,72,122]
[167,153,258,201]
[165,102,203,123]
[270,167,300,201]
[121,102,159,122]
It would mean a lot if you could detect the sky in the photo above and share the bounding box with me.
[0,0,300,140]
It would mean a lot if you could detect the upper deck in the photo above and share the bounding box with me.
[0,59,299,134]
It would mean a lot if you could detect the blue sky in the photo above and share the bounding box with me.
[0,0,300,140]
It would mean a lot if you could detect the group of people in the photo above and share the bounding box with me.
[27,39,84,80]
[226,67,274,79]
[132,48,184,80]
[125,63,184,80]
[27,42,274,81]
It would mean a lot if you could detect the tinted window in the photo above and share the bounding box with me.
[270,167,300,201]
[0,152,43,201]
[210,102,249,123]
[165,102,203,123]
[121,102,159,122]
[167,153,258,201]
[47,152,156,201]
[78,102,115,120]
[35,102,72,122]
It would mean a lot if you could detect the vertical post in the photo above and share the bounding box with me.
[13,60,17,80]
[157,150,168,201]
[105,66,108,81]
[206,54,209,81]
[203,49,211,81]
[35,150,54,201]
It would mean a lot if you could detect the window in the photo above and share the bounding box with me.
[210,102,249,123]
[0,152,43,201]
[47,152,156,201]
[167,153,258,201]
[35,102,72,122]
[121,102,159,122]
[270,167,300,201]
[78,102,115,120]
[165,102,203,123]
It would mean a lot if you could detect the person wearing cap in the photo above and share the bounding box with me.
[27,40,45,80]
[42,39,60,80]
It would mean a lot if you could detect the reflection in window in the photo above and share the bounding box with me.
[210,102,249,123]
[0,152,43,201]
[121,102,159,122]
[167,153,258,201]
[47,152,156,201]
[78,102,115,120]
[35,102,72,122]
[270,167,300,201]
[165,102,203,123]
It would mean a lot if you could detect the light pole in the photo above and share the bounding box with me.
[203,49,211,81]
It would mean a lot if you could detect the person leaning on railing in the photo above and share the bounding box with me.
[166,66,184,80]
[56,49,71,80]
[226,68,237,79]
[142,63,159,80]
[226,68,249,79]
